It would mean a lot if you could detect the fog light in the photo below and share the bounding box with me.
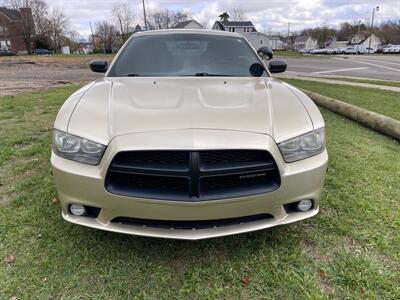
[297,200,313,212]
[70,204,86,216]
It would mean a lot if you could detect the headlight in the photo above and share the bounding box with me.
[52,129,106,165]
[278,128,325,163]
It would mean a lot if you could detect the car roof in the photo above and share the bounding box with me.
[134,29,243,38]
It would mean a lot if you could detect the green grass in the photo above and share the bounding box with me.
[308,76,400,88]
[274,51,330,58]
[283,78,400,120]
[1,87,399,299]
[274,50,306,58]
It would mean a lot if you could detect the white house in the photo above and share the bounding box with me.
[212,20,257,34]
[211,20,285,50]
[293,36,318,50]
[347,33,381,52]
[172,20,203,29]
[270,37,287,50]
[244,32,273,49]
[325,36,348,49]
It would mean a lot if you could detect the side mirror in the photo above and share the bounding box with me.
[89,60,108,73]
[268,60,287,73]
[257,46,273,60]
[249,63,265,77]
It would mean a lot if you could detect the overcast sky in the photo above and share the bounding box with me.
[44,0,400,39]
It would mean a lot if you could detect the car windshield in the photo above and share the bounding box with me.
[108,33,265,77]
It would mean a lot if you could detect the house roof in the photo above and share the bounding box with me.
[220,20,255,27]
[214,21,225,30]
[247,31,273,40]
[347,33,379,45]
[0,7,21,21]
[172,19,202,29]
[294,36,311,43]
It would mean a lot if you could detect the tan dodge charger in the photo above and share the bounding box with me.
[51,30,328,240]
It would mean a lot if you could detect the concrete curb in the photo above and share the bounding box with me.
[303,90,400,141]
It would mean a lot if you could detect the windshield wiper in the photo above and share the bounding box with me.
[123,73,141,77]
[194,72,232,77]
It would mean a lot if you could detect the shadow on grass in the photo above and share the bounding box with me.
[60,218,301,268]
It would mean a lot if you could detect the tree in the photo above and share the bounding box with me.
[95,21,118,53]
[232,8,244,21]
[376,20,400,44]
[47,8,68,52]
[171,11,188,25]
[112,2,134,43]
[30,0,48,36]
[147,9,188,29]
[66,30,81,52]
[302,26,337,47]
[218,12,230,22]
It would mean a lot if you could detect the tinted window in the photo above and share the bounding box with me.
[108,33,265,77]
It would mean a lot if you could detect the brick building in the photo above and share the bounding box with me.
[0,7,34,54]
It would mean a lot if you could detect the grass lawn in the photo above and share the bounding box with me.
[1,86,399,299]
[307,76,400,88]
[274,51,330,59]
[282,78,400,120]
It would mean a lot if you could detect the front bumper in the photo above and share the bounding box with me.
[51,129,328,240]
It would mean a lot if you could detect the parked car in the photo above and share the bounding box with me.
[377,45,388,53]
[34,48,53,55]
[335,47,347,54]
[344,47,357,54]
[359,47,376,54]
[51,30,327,240]
[298,48,310,54]
[326,48,336,54]
[388,45,400,54]
[0,49,17,56]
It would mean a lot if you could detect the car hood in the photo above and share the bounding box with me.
[66,77,313,145]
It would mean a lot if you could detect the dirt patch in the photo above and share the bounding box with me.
[0,55,112,96]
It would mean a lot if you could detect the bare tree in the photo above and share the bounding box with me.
[47,8,68,52]
[66,30,81,52]
[171,11,188,25]
[147,9,188,29]
[232,8,245,21]
[95,21,118,53]
[112,2,134,43]
[30,0,48,36]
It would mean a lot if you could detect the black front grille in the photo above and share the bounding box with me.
[105,150,280,201]
[111,214,274,230]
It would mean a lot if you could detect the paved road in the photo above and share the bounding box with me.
[275,55,400,81]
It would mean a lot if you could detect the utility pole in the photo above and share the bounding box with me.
[368,6,379,55]
[89,22,95,52]
[287,22,290,37]
[142,0,148,31]
[357,20,361,36]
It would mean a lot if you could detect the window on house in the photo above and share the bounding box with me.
[260,40,263,44]
[232,27,235,32]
